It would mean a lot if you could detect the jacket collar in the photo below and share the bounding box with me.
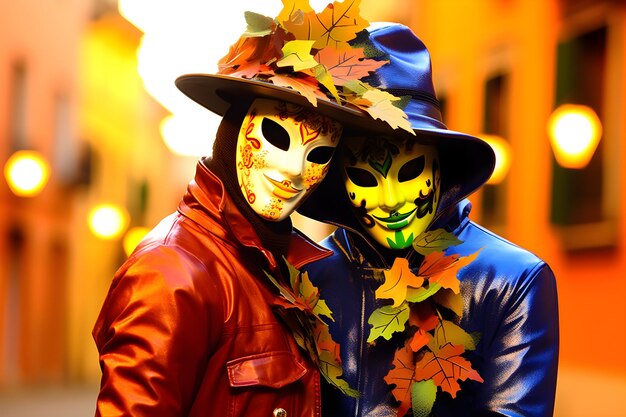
[177,161,332,271]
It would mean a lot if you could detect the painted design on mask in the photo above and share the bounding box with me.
[236,98,342,222]
[342,135,440,249]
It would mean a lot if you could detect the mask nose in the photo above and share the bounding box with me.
[281,150,305,179]
[379,178,403,209]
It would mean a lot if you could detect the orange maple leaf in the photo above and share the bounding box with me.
[218,28,290,75]
[409,329,431,352]
[384,342,416,417]
[375,258,424,307]
[314,319,339,357]
[315,47,387,85]
[283,0,368,50]
[414,343,484,398]
[419,250,481,294]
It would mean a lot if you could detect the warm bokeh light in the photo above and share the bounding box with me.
[3,150,51,197]
[88,204,130,240]
[123,226,151,256]
[160,113,214,157]
[118,0,339,157]
[477,134,512,185]
[547,104,602,169]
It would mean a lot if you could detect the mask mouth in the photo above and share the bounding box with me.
[373,207,417,230]
[264,174,302,200]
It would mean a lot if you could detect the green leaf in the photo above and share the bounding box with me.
[342,79,370,96]
[243,11,274,37]
[412,229,463,256]
[429,320,476,351]
[406,283,442,303]
[411,379,437,417]
[367,302,410,342]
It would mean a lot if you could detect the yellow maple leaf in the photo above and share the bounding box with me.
[283,0,368,50]
[277,0,314,25]
[277,40,319,71]
[376,258,424,307]
[357,88,414,134]
[312,64,342,103]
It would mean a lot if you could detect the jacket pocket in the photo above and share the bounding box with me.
[226,351,307,389]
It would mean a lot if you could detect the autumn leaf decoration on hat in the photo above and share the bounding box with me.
[218,0,414,133]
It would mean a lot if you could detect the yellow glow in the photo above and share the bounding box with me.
[478,134,512,185]
[160,112,218,157]
[4,150,51,197]
[548,104,602,169]
[123,226,151,257]
[117,1,288,157]
[88,204,129,240]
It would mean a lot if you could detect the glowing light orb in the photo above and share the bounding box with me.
[4,150,51,197]
[548,104,602,169]
[123,226,151,256]
[478,134,512,185]
[88,204,129,240]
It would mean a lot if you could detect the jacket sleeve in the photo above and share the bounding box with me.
[474,262,560,417]
[92,246,223,417]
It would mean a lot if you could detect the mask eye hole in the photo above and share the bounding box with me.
[261,118,290,151]
[307,146,335,164]
[398,155,425,182]
[345,167,378,187]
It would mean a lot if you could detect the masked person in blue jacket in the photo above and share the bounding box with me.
[298,23,559,417]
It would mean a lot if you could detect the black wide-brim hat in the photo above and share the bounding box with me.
[176,23,495,226]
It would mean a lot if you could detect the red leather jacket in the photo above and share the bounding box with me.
[93,161,332,417]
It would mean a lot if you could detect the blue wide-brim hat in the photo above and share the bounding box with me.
[176,23,495,224]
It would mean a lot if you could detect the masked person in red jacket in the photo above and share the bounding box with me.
[92,2,419,416]
[298,23,559,417]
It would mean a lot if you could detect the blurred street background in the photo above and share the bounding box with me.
[1,0,626,416]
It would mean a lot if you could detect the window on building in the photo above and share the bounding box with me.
[550,24,618,249]
[9,62,29,151]
[481,73,511,231]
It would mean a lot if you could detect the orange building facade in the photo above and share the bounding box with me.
[0,0,625,415]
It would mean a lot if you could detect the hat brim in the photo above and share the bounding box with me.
[176,73,495,217]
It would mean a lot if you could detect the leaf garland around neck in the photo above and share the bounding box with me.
[367,228,484,416]
[264,257,359,398]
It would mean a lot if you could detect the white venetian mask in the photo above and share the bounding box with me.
[236,98,342,221]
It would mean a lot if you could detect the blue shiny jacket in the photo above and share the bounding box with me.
[304,200,559,417]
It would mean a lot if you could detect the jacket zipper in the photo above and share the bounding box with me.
[354,277,367,417]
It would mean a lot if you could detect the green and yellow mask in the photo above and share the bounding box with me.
[342,135,440,249]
